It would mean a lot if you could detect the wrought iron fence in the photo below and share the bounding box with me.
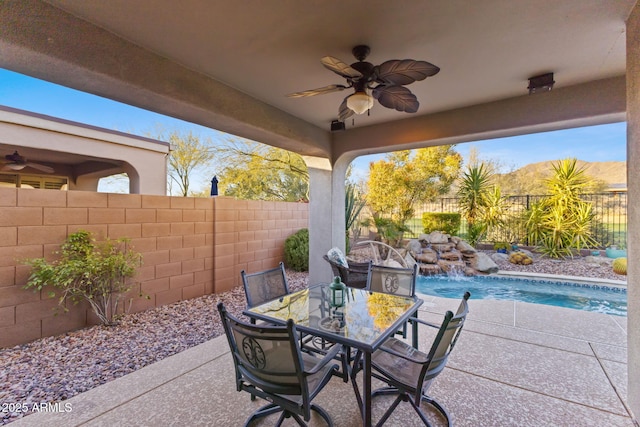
[361,193,627,249]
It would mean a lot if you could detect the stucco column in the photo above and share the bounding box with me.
[304,155,355,285]
[304,157,334,285]
[627,1,640,419]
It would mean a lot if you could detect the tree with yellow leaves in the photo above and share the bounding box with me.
[366,146,462,239]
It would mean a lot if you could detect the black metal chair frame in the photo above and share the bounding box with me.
[241,261,290,311]
[366,263,419,345]
[241,262,349,383]
[218,302,341,427]
[322,254,370,289]
[353,292,471,427]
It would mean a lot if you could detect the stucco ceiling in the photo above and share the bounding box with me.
[42,0,633,129]
[0,0,635,162]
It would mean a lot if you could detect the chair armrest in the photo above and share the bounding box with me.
[378,338,429,364]
[409,316,441,329]
[304,342,342,375]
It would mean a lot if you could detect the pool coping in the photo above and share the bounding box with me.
[493,270,628,289]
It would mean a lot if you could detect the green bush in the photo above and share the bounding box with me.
[284,228,309,272]
[422,212,461,235]
[23,230,142,326]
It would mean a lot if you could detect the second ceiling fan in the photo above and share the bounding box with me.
[286,45,440,121]
[1,151,54,173]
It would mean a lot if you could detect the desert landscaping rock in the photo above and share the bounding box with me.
[470,252,499,273]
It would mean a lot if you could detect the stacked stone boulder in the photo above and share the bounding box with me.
[407,231,499,276]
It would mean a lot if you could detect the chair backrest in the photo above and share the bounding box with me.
[323,255,370,289]
[241,262,290,308]
[366,263,418,297]
[422,292,470,383]
[217,302,308,398]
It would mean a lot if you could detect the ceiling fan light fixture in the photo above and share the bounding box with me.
[6,163,25,171]
[346,91,374,115]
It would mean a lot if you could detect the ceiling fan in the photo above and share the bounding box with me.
[1,151,54,173]
[286,45,440,122]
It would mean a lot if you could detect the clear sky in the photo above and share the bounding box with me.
[0,68,627,192]
[351,123,627,181]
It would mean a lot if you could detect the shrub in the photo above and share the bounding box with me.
[422,212,461,235]
[466,222,487,247]
[284,228,309,272]
[23,230,142,326]
[361,216,409,248]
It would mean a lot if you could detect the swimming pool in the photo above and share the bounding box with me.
[416,275,627,316]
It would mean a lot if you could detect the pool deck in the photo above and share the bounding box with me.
[9,291,634,427]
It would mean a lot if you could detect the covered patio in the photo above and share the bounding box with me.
[1,0,640,423]
[9,296,631,426]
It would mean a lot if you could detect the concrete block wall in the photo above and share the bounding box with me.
[0,189,308,348]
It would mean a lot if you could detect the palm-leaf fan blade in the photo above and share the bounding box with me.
[373,86,419,113]
[286,84,347,98]
[375,60,440,85]
[321,56,363,79]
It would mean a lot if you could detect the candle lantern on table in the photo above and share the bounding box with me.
[329,276,346,308]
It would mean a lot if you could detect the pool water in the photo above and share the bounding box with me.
[416,275,627,316]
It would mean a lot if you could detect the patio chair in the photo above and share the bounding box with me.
[241,261,347,382]
[353,292,470,426]
[241,262,290,318]
[366,263,419,342]
[217,302,340,427]
[322,254,370,289]
[366,263,418,297]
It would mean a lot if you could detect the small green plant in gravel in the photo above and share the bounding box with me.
[23,230,143,326]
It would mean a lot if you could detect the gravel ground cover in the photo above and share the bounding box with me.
[0,257,625,425]
[490,251,624,282]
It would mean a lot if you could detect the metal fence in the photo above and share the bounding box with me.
[398,193,627,249]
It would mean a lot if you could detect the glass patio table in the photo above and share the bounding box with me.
[244,283,423,427]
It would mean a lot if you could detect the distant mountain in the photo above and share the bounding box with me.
[495,160,626,195]
[514,160,625,184]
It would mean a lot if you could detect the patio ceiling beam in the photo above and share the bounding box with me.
[0,0,331,158]
[332,76,626,164]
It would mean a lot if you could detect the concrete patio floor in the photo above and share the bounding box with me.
[10,295,634,426]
